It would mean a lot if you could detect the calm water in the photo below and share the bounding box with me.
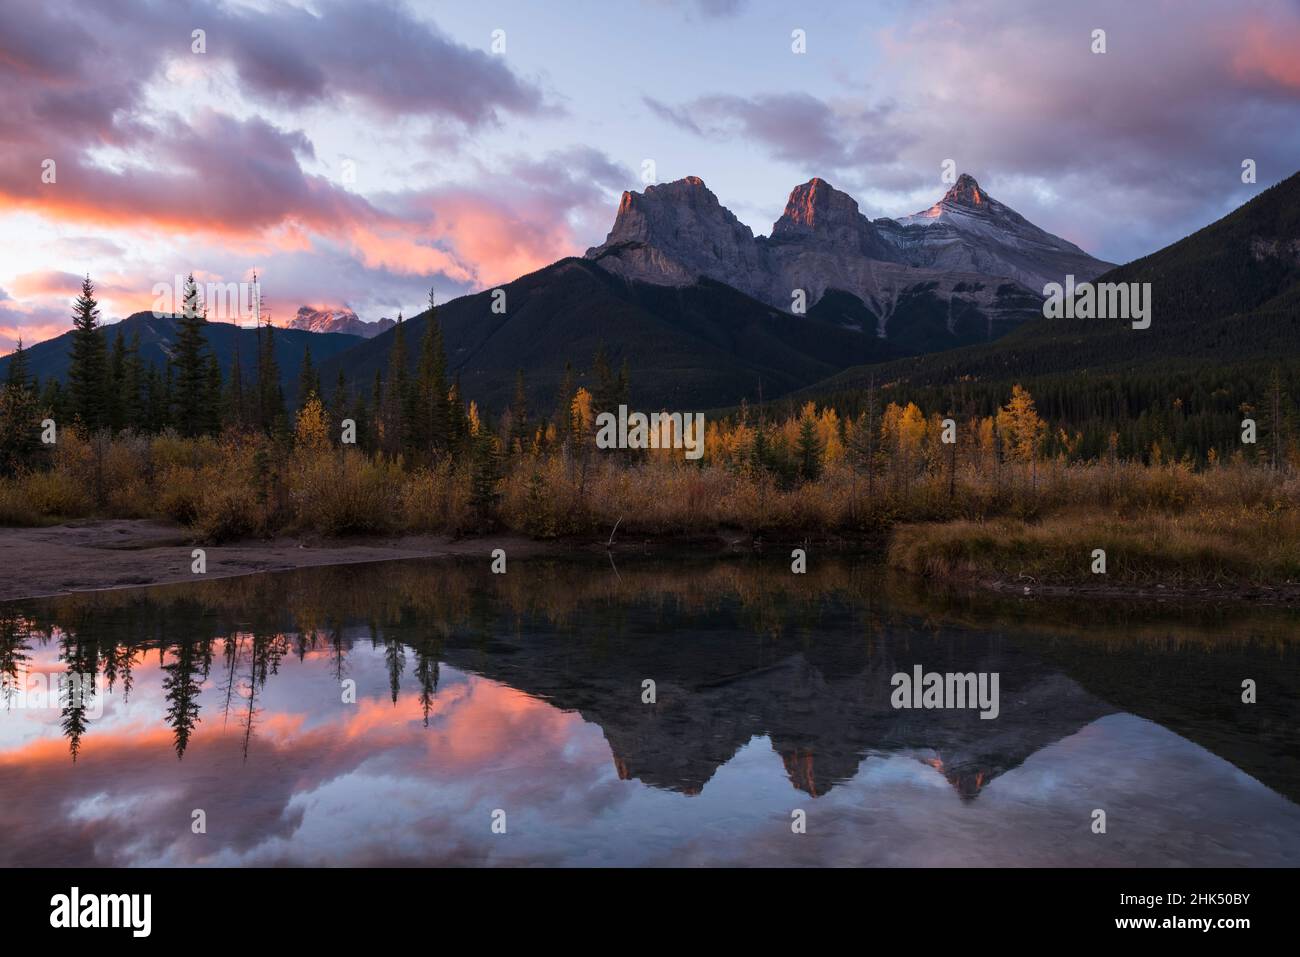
[1,557,1297,867]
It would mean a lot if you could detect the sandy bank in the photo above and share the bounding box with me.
[0,520,557,603]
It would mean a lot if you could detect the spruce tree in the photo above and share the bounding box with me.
[297,343,318,408]
[122,331,144,430]
[796,414,823,482]
[417,288,450,453]
[330,368,349,432]
[384,312,408,455]
[68,274,108,430]
[107,329,127,432]
[591,343,616,415]
[509,368,529,452]
[172,274,209,437]
[255,319,285,434]
[225,339,245,430]
[203,353,223,435]
[5,338,30,391]
[553,361,574,443]
[0,339,40,476]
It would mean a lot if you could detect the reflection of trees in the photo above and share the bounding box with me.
[162,638,205,758]
[0,612,32,708]
[384,635,405,705]
[239,630,292,760]
[6,555,1297,781]
[412,636,441,727]
[58,627,101,762]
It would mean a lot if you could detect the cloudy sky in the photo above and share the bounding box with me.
[2,0,1298,353]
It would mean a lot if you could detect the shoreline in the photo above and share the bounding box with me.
[1,519,1298,606]
[0,520,562,604]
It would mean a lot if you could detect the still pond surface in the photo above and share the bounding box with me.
[1,557,1297,866]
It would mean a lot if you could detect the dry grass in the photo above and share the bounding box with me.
[0,426,1297,587]
[889,507,1300,586]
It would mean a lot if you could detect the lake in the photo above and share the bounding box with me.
[1,556,1297,867]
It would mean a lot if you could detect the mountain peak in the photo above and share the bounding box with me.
[289,306,395,338]
[585,175,764,294]
[772,177,862,236]
[942,173,987,209]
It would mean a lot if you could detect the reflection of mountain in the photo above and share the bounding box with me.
[11,557,1299,805]
[432,612,1115,800]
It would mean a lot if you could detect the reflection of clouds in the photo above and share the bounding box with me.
[0,647,627,866]
[663,716,1300,867]
[3,641,1299,865]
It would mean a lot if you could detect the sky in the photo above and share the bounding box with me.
[2,0,1299,353]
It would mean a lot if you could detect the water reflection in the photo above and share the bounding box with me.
[1,558,1297,866]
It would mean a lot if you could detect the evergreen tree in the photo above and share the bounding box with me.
[145,364,168,432]
[508,368,529,452]
[591,343,619,415]
[330,368,349,432]
[350,388,371,453]
[448,373,468,452]
[468,433,502,526]
[39,377,66,424]
[121,331,144,430]
[68,274,108,430]
[5,338,30,391]
[203,353,223,435]
[796,413,823,481]
[297,343,318,409]
[0,341,40,476]
[225,339,245,431]
[417,288,450,453]
[255,318,285,434]
[384,312,408,455]
[172,274,209,437]
[617,357,631,407]
[553,361,575,443]
[107,329,127,432]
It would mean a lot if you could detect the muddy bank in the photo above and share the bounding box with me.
[0,520,563,603]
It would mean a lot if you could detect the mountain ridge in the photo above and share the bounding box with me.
[586,173,1114,330]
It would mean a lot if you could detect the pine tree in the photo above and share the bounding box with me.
[172,274,209,437]
[508,368,528,452]
[384,312,408,455]
[225,339,245,431]
[40,377,65,424]
[68,274,108,430]
[416,287,450,453]
[255,318,285,434]
[617,357,631,407]
[107,329,127,432]
[796,412,823,482]
[591,343,617,415]
[553,361,575,443]
[297,343,318,409]
[447,374,468,452]
[121,331,144,430]
[468,433,502,526]
[145,364,168,432]
[5,338,30,391]
[330,368,349,432]
[203,353,223,435]
[0,340,40,476]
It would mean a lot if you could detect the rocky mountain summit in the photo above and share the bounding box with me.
[289,306,395,338]
[586,174,1113,343]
